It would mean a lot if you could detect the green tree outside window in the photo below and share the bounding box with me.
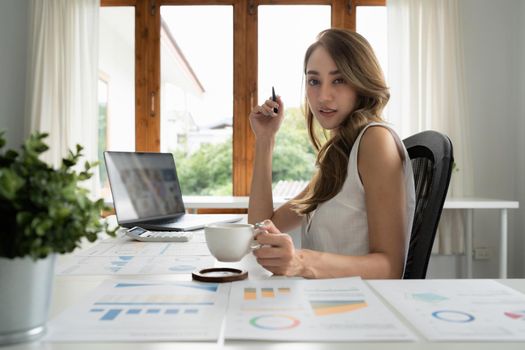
[175,107,315,195]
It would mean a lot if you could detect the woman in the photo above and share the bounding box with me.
[248,28,415,279]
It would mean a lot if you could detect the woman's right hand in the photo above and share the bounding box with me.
[249,96,285,140]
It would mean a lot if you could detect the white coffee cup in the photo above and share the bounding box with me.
[204,223,256,262]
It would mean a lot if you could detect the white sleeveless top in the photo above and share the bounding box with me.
[301,123,416,262]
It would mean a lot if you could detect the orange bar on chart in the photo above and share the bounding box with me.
[244,288,256,300]
[310,300,368,316]
[261,288,275,298]
[278,287,290,294]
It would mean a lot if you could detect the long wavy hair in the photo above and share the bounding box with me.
[292,29,390,215]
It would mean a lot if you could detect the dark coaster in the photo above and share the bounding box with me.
[192,267,248,283]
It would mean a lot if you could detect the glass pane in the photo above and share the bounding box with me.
[161,6,233,195]
[258,5,330,196]
[98,78,109,192]
[99,7,135,199]
[356,6,388,87]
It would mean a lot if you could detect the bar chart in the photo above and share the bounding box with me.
[243,287,292,300]
[47,280,230,342]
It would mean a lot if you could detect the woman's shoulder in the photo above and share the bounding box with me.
[360,123,398,147]
[358,124,404,165]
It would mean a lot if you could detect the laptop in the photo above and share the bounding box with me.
[104,151,242,231]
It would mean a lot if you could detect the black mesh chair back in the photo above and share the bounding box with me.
[403,131,454,279]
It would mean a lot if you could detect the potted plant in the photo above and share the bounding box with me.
[0,131,116,345]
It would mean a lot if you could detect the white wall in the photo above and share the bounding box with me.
[517,0,525,277]
[0,0,29,149]
[428,0,524,278]
[463,0,524,278]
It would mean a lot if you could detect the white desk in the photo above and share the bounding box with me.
[183,196,519,278]
[5,222,525,350]
[443,198,519,279]
[5,263,525,349]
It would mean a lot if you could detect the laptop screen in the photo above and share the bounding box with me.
[104,152,185,223]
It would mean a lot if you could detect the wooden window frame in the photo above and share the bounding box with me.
[100,0,385,196]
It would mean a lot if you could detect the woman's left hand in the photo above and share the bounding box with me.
[253,220,304,276]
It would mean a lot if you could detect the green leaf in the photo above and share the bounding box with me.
[25,132,49,155]
[4,149,18,161]
[63,158,75,167]
[0,131,5,149]
[0,168,24,200]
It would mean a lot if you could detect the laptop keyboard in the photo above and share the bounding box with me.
[143,230,193,242]
[126,226,193,242]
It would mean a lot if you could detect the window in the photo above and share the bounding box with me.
[356,6,387,82]
[98,6,135,198]
[258,5,330,194]
[100,0,386,198]
[98,77,109,197]
[160,6,233,195]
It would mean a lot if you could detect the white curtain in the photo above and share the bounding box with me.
[26,0,100,196]
[387,0,474,254]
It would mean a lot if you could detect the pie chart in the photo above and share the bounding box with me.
[504,310,525,320]
[249,314,300,330]
[431,310,475,323]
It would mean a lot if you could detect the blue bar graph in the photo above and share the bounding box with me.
[90,306,200,320]
[118,256,133,261]
[101,309,122,321]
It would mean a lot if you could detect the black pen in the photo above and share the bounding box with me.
[272,86,278,113]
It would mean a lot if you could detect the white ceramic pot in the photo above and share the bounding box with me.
[0,254,55,345]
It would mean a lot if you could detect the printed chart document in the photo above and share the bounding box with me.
[225,277,415,341]
[56,230,213,275]
[46,279,230,342]
[370,279,525,341]
[56,255,215,275]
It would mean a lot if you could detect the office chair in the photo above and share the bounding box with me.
[402,130,454,279]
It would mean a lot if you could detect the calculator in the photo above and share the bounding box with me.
[126,226,193,242]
